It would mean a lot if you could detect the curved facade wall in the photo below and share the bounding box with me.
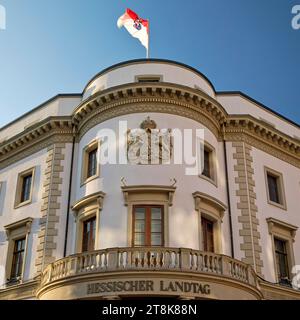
[72,113,229,252]
[0,59,300,300]
[82,60,216,100]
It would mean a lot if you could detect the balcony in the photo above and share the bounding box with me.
[37,247,262,300]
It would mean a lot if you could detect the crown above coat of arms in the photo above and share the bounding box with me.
[140,116,157,130]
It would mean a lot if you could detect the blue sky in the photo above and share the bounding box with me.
[0,0,299,128]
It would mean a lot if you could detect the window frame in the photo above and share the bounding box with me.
[72,191,105,254]
[132,204,164,247]
[82,216,97,252]
[135,75,163,83]
[267,217,297,285]
[4,217,33,284]
[201,216,215,253]
[10,237,26,281]
[199,142,217,186]
[122,185,176,248]
[81,140,100,186]
[14,167,35,209]
[264,167,287,210]
[274,237,290,284]
[193,192,227,254]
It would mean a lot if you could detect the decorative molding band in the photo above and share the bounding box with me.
[72,191,106,211]
[0,117,73,170]
[224,117,300,168]
[1,91,300,172]
[73,83,227,140]
[35,144,66,274]
[0,280,38,300]
[121,185,176,207]
[232,142,264,276]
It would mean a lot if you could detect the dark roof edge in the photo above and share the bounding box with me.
[82,58,217,94]
[217,91,300,129]
[0,94,82,132]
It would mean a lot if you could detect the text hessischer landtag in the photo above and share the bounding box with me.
[87,280,211,295]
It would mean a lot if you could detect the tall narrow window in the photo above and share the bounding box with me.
[203,149,211,179]
[200,145,216,183]
[202,217,214,252]
[15,168,35,208]
[20,174,32,203]
[265,168,286,209]
[274,238,290,285]
[133,205,163,247]
[10,238,26,281]
[82,141,100,184]
[82,217,96,252]
[87,148,98,179]
[267,174,280,204]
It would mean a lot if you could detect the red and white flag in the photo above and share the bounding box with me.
[117,8,149,53]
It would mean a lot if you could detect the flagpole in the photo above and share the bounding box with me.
[147,19,150,59]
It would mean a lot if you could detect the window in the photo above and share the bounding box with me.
[136,75,162,83]
[4,217,33,284]
[82,217,96,252]
[132,205,164,247]
[201,218,214,252]
[21,174,32,203]
[72,191,105,253]
[14,168,35,208]
[81,140,100,184]
[267,217,297,286]
[122,185,175,247]
[10,238,26,281]
[203,149,211,179]
[264,167,286,209]
[200,144,216,184]
[87,148,98,179]
[267,174,280,203]
[193,192,226,254]
[274,238,290,285]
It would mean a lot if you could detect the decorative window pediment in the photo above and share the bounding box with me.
[72,191,105,213]
[4,217,33,240]
[267,218,297,242]
[122,185,176,207]
[193,192,227,220]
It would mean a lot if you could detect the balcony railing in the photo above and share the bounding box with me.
[40,247,258,288]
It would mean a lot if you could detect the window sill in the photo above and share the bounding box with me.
[14,199,32,209]
[6,278,22,287]
[267,200,287,211]
[80,174,100,187]
[199,174,217,187]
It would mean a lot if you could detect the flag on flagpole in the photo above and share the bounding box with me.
[117,8,149,57]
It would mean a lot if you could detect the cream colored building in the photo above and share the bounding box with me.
[0,59,300,300]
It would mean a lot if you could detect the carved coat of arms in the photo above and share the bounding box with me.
[127,117,173,165]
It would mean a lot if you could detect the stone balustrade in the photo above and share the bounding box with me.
[40,247,258,288]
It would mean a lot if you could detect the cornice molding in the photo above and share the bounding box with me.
[72,82,227,140]
[1,87,300,171]
[224,116,300,168]
[0,117,73,170]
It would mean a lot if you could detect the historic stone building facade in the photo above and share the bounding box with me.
[0,59,299,300]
